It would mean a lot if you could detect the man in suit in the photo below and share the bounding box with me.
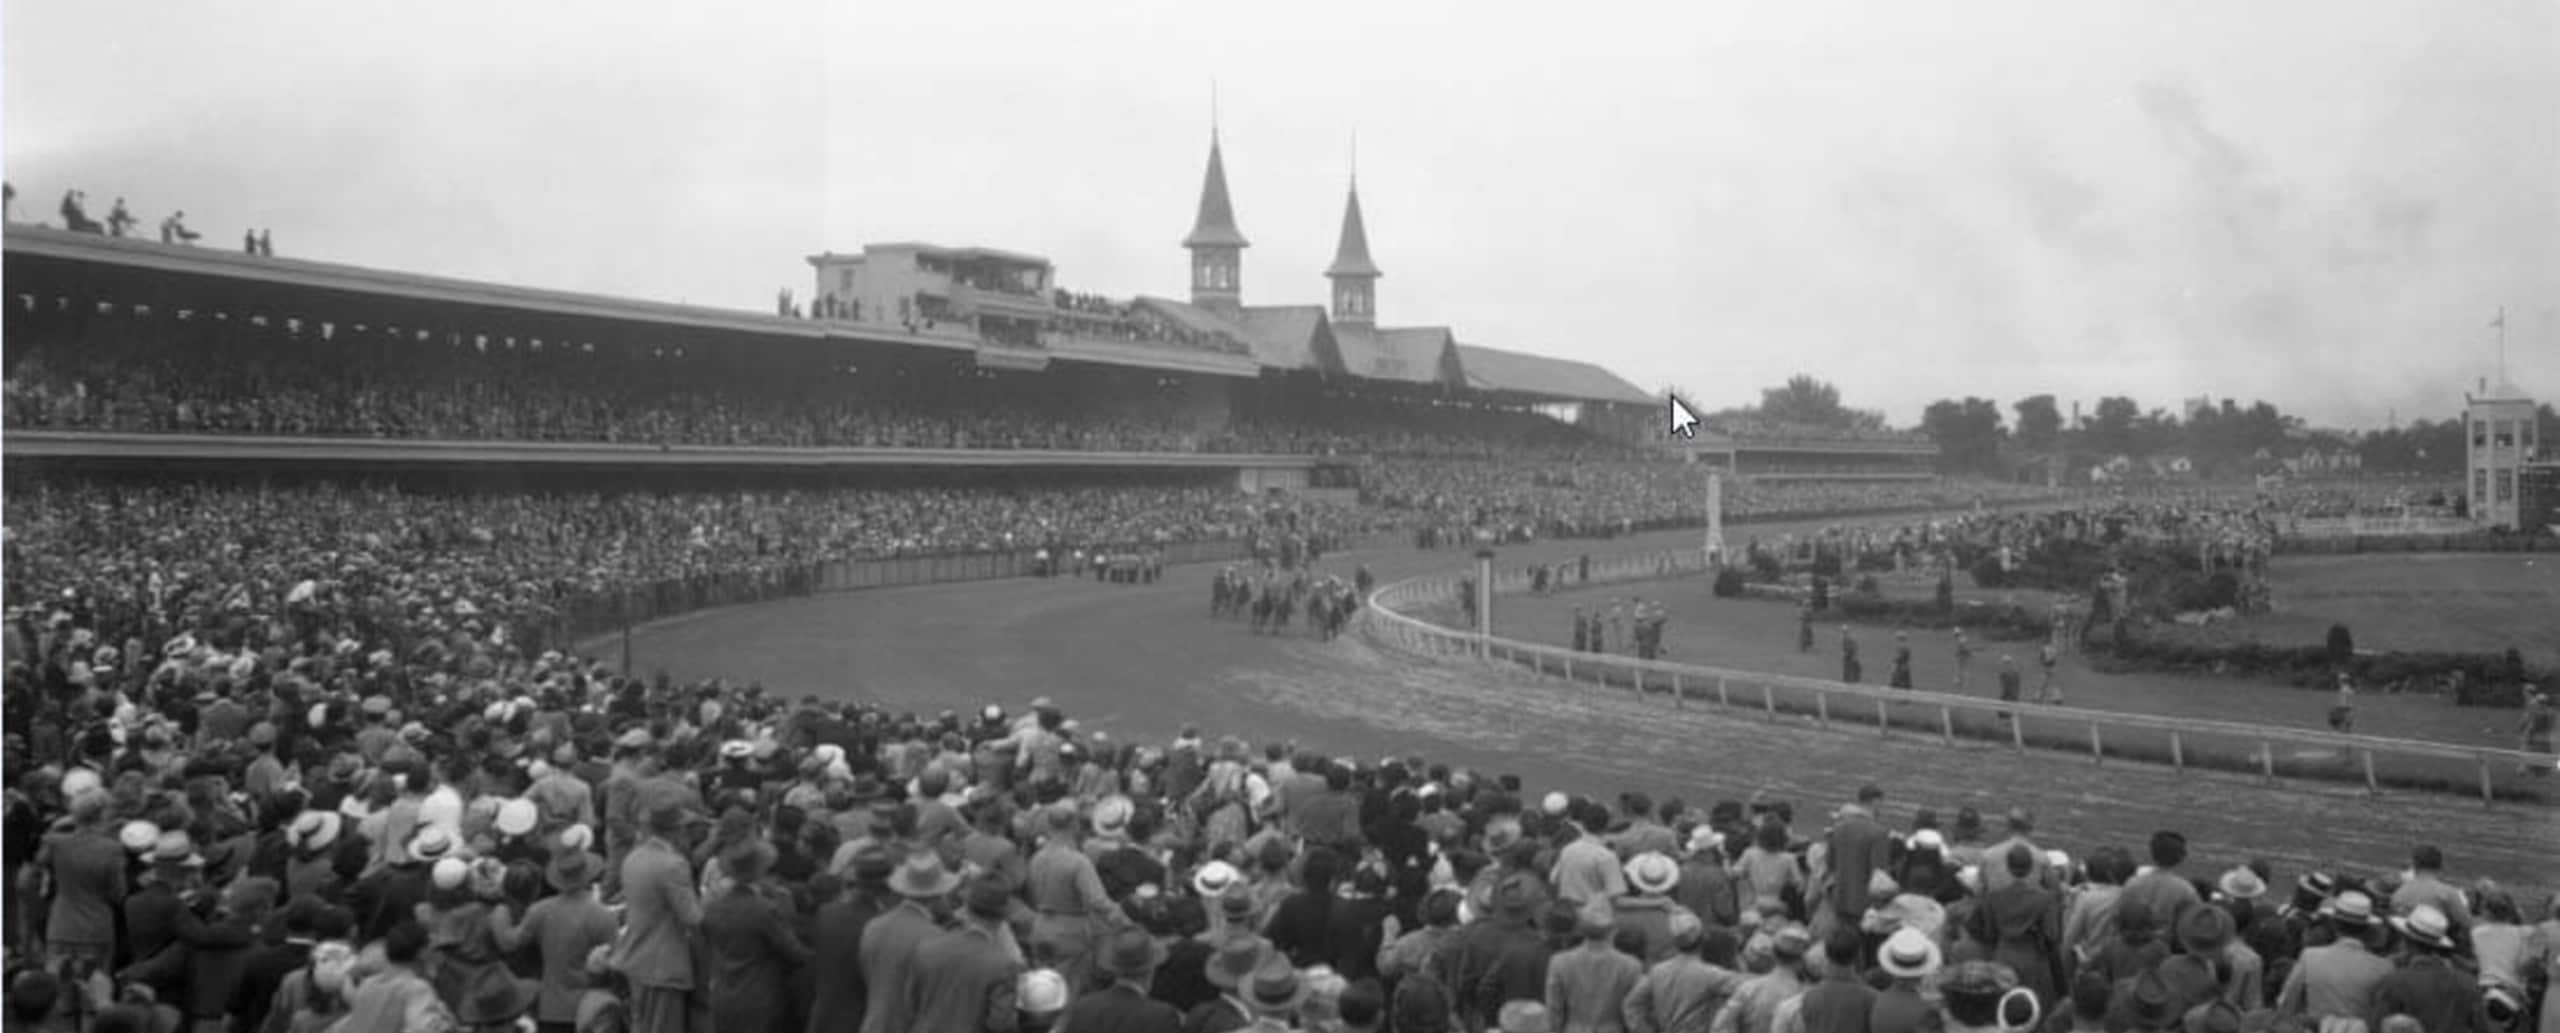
[860,852,957,1033]
[1822,784,1895,932]
[808,846,896,1033]
[700,841,811,1033]
[611,803,705,1033]
[905,874,1027,1033]
[1060,927,1182,1033]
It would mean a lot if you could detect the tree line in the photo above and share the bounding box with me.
[1671,376,2558,479]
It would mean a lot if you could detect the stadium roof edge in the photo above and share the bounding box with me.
[8,224,816,339]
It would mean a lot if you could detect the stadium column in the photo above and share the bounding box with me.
[1473,548,1496,658]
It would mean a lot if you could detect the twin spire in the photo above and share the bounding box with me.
[1182,117,1381,323]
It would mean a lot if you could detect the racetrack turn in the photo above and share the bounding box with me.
[612,518,2559,896]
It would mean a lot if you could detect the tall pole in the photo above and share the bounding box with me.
[1473,548,1495,658]
[1705,473,1726,567]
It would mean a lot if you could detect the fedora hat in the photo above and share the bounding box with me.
[2390,904,2455,951]
[2117,969,2178,1028]
[1877,927,1942,979]
[1204,936,1273,989]
[1624,852,1679,896]
[1767,923,1812,960]
[458,973,540,1025]
[2320,890,2376,928]
[289,811,342,852]
[888,853,960,899]
[1098,927,1169,979]
[150,830,204,868]
[546,851,602,894]
[2176,904,2236,954]
[409,826,456,862]
[1191,860,1243,899]
[1242,958,1308,1015]
[2217,867,2267,901]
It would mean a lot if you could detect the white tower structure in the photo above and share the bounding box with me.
[2464,376,2538,530]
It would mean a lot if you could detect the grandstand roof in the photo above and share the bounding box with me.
[1372,324,1454,386]
[11,224,827,342]
[1232,305,1345,374]
[1457,343,1655,405]
[1182,136,1250,250]
[848,243,1054,268]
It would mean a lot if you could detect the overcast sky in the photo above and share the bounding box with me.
[5,0,2553,428]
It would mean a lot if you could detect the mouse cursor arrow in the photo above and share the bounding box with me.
[1667,395,1701,439]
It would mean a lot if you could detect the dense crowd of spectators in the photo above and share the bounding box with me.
[1705,416,1932,447]
[1,480,1383,659]
[5,606,2550,1032]
[1368,461,2068,546]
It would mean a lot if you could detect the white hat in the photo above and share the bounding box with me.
[1091,796,1134,835]
[1542,791,1571,816]
[2045,849,2072,874]
[557,823,595,853]
[1018,969,1069,1014]
[1192,860,1243,899]
[1686,826,1724,857]
[410,826,457,861]
[60,767,101,801]
[1957,865,1983,893]
[431,857,471,890]
[1908,828,1944,851]
[289,811,343,852]
[1625,852,1679,896]
[719,740,753,760]
[1878,927,1943,979]
[120,820,163,853]
[494,798,539,837]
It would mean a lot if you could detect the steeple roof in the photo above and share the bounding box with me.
[1182,136,1249,250]
[1325,180,1381,279]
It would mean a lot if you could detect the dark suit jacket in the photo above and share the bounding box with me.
[806,892,887,1033]
[903,922,1023,1033]
[701,887,812,1033]
[1824,812,1895,917]
[1062,983,1184,1033]
[857,901,944,1033]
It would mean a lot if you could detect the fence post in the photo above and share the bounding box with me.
[2009,714,2025,753]
[2478,756,2494,807]
[2169,732,2184,772]
[2361,749,2379,795]
[1671,671,1684,707]
[1717,677,1730,707]
[1563,656,1573,682]
[1938,706,1954,746]
[1874,698,1889,736]
[2259,742,2275,783]
[1762,683,1775,716]
[2088,722,2103,765]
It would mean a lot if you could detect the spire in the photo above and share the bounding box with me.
[1325,178,1381,279]
[1183,135,1249,250]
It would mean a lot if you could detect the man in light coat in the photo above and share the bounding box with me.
[611,803,705,1033]
[860,852,958,1033]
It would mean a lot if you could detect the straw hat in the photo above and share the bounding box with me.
[1878,927,1943,979]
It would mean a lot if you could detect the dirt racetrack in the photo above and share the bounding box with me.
[610,520,2559,899]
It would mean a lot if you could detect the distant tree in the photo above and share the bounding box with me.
[2326,624,2355,665]
[2088,396,2142,456]
[2014,395,2063,453]
[1759,375,1853,429]
[1922,397,2008,474]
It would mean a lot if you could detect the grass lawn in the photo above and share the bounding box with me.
[1489,553,2556,753]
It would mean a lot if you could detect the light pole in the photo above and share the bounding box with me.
[1473,547,1496,658]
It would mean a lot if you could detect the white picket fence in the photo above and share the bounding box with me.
[1362,556,2553,805]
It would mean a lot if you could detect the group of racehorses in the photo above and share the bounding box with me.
[1210,562,1375,640]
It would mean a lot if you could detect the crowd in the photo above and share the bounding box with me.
[2,479,1381,659]
[1703,417,1932,448]
[1374,463,2068,548]
[5,646,2552,1033]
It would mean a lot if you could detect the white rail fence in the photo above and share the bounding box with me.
[1362,551,2553,806]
